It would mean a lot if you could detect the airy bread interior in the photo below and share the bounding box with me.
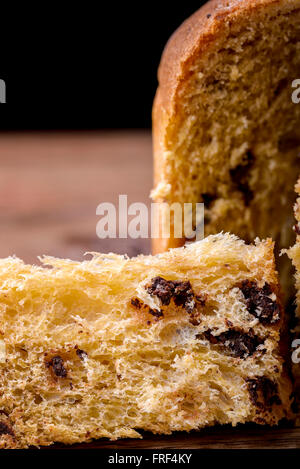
[285,181,300,422]
[0,234,292,448]
[287,181,300,312]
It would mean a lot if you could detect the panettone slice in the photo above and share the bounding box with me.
[0,233,292,448]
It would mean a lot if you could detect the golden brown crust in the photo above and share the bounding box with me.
[154,0,284,119]
[152,0,300,254]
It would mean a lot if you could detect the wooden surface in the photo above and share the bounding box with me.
[0,131,299,450]
[0,131,152,263]
[48,426,299,450]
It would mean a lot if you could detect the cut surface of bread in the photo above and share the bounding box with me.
[285,181,300,421]
[152,0,300,281]
[0,234,292,448]
[287,180,300,313]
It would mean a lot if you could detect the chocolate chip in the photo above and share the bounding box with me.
[131,298,142,309]
[274,78,288,97]
[0,422,13,437]
[255,417,267,424]
[196,294,207,307]
[246,377,281,409]
[131,295,163,319]
[203,330,218,345]
[201,193,215,208]
[149,308,164,318]
[239,280,280,325]
[230,151,254,206]
[47,355,67,378]
[278,134,300,152]
[225,319,233,328]
[76,348,88,360]
[172,281,195,314]
[146,277,196,314]
[189,316,201,326]
[147,277,175,306]
[203,328,264,358]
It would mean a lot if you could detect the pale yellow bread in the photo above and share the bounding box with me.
[0,234,292,448]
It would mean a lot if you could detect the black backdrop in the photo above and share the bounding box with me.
[0,2,207,130]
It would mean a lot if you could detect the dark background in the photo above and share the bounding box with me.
[0,2,207,130]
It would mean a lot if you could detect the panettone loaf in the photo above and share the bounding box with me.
[152,0,300,287]
[0,234,292,448]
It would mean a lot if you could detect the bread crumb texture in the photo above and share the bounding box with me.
[152,0,300,269]
[0,234,292,448]
[286,181,300,424]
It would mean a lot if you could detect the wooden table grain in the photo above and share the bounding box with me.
[45,425,299,450]
[0,131,299,450]
[0,131,152,263]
